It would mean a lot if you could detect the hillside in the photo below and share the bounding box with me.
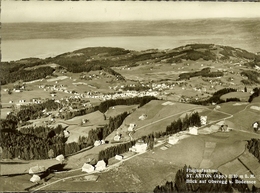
[1,44,260,85]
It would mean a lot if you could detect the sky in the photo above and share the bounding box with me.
[2,1,260,23]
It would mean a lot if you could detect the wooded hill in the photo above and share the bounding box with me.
[1,44,260,85]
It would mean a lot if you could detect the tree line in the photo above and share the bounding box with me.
[98,96,158,113]
[1,66,54,85]
[178,68,223,80]
[192,88,237,105]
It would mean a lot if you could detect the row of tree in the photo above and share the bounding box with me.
[248,87,260,102]
[192,88,237,105]
[154,165,254,193]
[98,96,158,113]
[178,67,223,80]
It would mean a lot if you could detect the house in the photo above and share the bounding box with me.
[253,121,259,131]
[139,114,147,120]
[56,154,65,163]
[63,130,70,138]
[200,116,207,126]
[219,124,230,132]
[129,140,147,153]
[82,163,95,173]
[253,122,259,129]
[189,126,198,135]
[30,175,41,183]
[115,155,123,161]
[128,123,136,132]
[168,135,179,145]
[29,165,45,174]
[114,135,121,141]
[95,160,106,171]
[94,140,101,147]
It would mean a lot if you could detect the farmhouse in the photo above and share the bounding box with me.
[252,121,259,131]
[94,140,102,147]
[128,123,136,131]
[63,130,70,138]
[56,154,65,163]
[129,140,147,153]
[168,135,179,145]
[200,116,207,125]
[30,175,41,183]
[114,135,121,141]
[115,155,123,161]
[139,114,147,120]
[95,160,106,171]
[219,124,230,132]
[189,126,198,135]
[29,165,45,174]
[82,163,95,173]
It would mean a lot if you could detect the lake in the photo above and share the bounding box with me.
[2,19,260,62]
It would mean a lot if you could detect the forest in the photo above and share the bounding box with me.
[153,165,255,193]
[0,111,129,160]
[248,87,260,102]
[192,88,237,105]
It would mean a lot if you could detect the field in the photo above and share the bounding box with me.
[105,100,205,141]
[105,105,138,118]
[0,159,59,176]
[228,105,260,132]
[215,102,249,115]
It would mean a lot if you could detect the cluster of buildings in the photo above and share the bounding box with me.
[81,160,107,173]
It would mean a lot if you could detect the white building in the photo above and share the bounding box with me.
[115,155,123,161]
[56,154,65,163]
[94,140,101,147]
[189,126,198,135]
[63,130,70,138]
[128,123,136,132]
[253,122,259,130]
[95,160,106,171]
[114,135,121,141]
[29,165,45,174]
[139,114,147,120]
[129,140,147,153]
[30,175,41,183]
[168,135,179,145]
[82,163,95,173]
[200,116,207,126]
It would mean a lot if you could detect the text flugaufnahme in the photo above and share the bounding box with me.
[186,168,256,185]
